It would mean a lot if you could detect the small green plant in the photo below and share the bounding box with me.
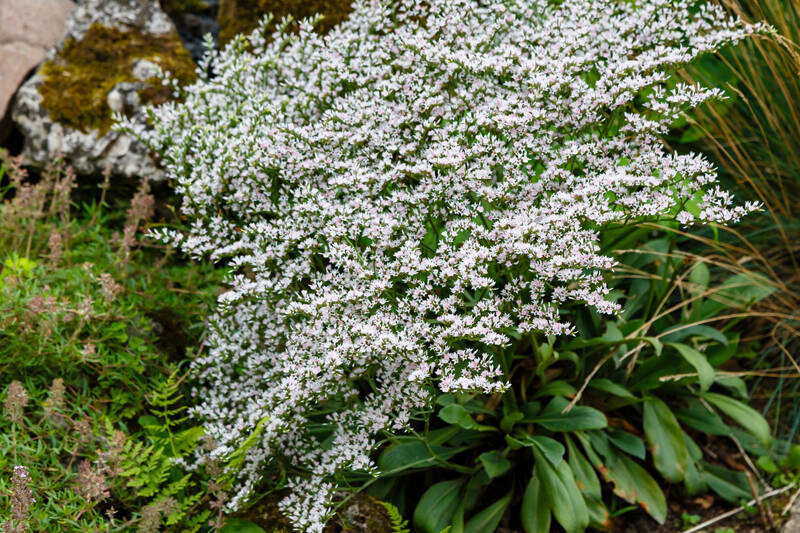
[680,511,702,527]
[0,154,224,530]
[379,501,410,533]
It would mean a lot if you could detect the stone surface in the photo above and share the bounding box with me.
[783,497,800,533]
[0,0,74,142]
[11,0,196,179]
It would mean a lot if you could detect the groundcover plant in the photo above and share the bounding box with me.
[125,0,766,530]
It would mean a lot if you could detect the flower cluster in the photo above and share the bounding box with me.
[127,0,763,529]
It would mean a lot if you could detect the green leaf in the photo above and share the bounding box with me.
[589,378,636,399]
[521,473,551,533]
[699,462,752,502]
[682,433,707,495]
[676,406,730,436]
[220,519,266,533]
[607,429,646,460]
[716,376,748,399]
[578,434,666,524]
[660,325,728,346]
[532,397,607,432]
[703,392,772,447]
[643,397,689,483]
[532,435,565,466]
[667,343,714,392]
[477,451,512,479]
[689,262,710,290]
[533,447,590,533]
[533,380,577,399]
[714,273,776,308]
[378,440,466,474]
[643,336,663,356]
[756,456,778,474]
[566,435,601,501]
[683,457,707,496]
[510,434,565,466]
[439,404,496,432]
[585,496,612,530]
[500,412,524,433]
[172,426,205,455]
[522,402,542,419]
[413,479,465,533]
[464,492,512,533]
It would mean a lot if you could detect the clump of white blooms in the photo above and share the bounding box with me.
[124,0,764,529]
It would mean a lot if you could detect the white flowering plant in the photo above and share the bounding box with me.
[370,226,777,532]
[123,0,771,529]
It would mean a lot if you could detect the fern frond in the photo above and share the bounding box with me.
[379,501,410,533]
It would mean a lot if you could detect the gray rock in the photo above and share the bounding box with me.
[132,59,161,81]
[0,0,74,143]
[10,0,191,179]
[783,497,800,533]
[64,0,174,42]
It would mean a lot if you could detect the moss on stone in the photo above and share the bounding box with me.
[38,23,197,136]
[217,0,354,46]
[332,493,393,533]
[159,0,210,14]
[238,491,393,532]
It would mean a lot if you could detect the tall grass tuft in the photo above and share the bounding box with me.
[678,0,800,447]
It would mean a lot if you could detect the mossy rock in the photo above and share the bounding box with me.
[159,0,210,14]
[239,491,393,533]
[327,493,393,533]
[37,23,197,136]
[217,0,354,45]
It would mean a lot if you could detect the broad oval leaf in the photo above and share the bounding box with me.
[220,519,266,533]
[577,433,667,524]
[439,404,496,432]
[703,392,772,447]
[533,446,590,533]
[521,473,551,533]
[643,397,688,483]
[606,428,646,460]
[566,435,601,501]
[464,492,512,533]
[511,434,565,466]
[378,440,465,474]
[477,451,512,479]
[689,262,710,290]
[661,325,728,346]
[667,342,714,392]
[699,462,752,502]
[413,479,465,533]
[533,397,608,432]
[589,378,636,399]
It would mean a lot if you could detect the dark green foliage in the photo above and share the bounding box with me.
[364,224,783,532]
[217,0,355,45]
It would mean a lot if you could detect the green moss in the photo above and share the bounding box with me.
[159,0,210,14]
[38,23,197,136]
[217,0,355,46]
[333,493,393,533]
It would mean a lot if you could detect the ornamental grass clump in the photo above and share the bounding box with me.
[127,0,766,529]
